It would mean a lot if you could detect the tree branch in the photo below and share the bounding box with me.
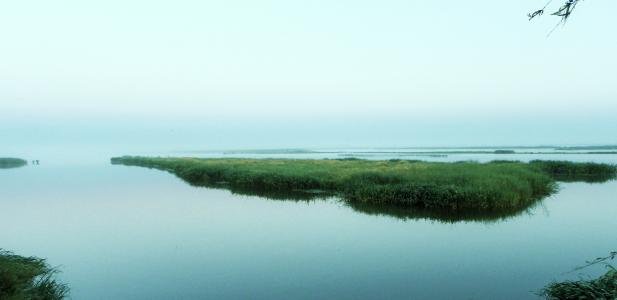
[528,0,583,22]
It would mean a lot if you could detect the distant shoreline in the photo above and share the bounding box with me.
[173,146,617,156]
[0,157,27,169]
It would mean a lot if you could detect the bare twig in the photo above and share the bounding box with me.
[567,251,617,274]
[528,0,583,22]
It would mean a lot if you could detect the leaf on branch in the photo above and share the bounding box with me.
[568,251,617,273]
[528,9,544,21]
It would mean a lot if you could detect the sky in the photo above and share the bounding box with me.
[1,0,616,149]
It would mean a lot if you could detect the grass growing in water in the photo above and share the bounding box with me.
[0,158,27,169]
[0,250,68,300]
[541,268,617,299]
[112,157,615,212]
[494,150,516,154]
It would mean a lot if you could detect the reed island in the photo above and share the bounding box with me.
[111,157,616,211]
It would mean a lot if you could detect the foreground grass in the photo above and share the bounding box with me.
[542,268,617,300]
[0,250,68,300]
[111,157,615,211]
[0,158,27,169]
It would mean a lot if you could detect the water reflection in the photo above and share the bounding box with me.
[551,174,616,184]
[345,201,545,223]
[116,163,554,223]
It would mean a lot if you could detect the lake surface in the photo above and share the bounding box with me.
[1,149,616,299]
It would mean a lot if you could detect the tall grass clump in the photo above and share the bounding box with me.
[111,157,590,211]
[0,158,27,169]
[541,268,617,300]
[0,250,68,300]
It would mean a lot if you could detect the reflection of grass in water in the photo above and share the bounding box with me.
[0,250,68,300]
[0,158,27,169]
[173,177,545,223]
[183,179,333,202]
[344,200,544,223]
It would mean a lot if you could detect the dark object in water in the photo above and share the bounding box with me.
[0,158,28,169]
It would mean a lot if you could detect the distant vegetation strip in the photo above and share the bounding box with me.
[188,149,617,155]
[173,146,617,156]
[0,250,68,299]
[0,158,27,169]
[111,157,616,211]
[555,145,617,151]
[222,149,316,154]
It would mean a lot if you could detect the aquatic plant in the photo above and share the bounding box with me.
[0,250,68,300]
[0,158,27,169]
[542,268,617,300]
[494,150,515,154]
[111,157,615,212]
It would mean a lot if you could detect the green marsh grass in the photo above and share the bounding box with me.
[494,150,516,154]
[541,268,617,299]
[0,250,68,300]
[112,157,615,213]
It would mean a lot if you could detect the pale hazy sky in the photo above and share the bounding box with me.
[1,0,616,148]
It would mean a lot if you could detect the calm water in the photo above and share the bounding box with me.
[1,150,616,299]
